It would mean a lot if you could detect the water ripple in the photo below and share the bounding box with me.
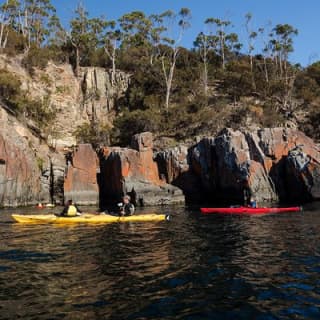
[0,204,320,319]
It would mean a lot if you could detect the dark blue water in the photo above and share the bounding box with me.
[0,203,320,319]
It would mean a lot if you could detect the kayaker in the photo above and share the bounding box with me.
[119,195,135,216]
[60,199,82,217]
[249,197,257,208]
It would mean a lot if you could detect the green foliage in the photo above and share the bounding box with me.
[0,68,56,130]
[295,62,320,103]
[2,28,26,55]
[222,59,254,102]
[21,46,56,74]
[302,108,320,141]
[2,3,320,142]
[0,69,21,105]
[22,47,51,75]
[55,85,70,95]
[20,44,66,74]
[36,157,45,172]
[21,95,56,129]
[111,109,162,146]
[74,122,111,148]
[39,73,52,86]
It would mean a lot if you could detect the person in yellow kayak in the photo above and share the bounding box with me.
[118,195,135,217]
[60,199,82,217]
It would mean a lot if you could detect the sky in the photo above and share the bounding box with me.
[52,0,320,66]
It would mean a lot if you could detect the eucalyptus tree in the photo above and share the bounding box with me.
[69,3,107,75]
[47,13,65,47]
[258,21,273,86]
[271,23,298,109]
[194,31,210,97]
[244,12,257,89]
[152,8,191,110]
[118,11,151,49]
[69,4,89,75]
[148,13,165,65]
[272,23,298,85]
[204,18,231,70]
[103,19,121,86]
[0,0,20,49]
[18,0,56,50]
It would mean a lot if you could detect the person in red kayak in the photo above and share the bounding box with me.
[249,197,258,208]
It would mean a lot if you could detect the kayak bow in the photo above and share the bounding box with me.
[200,206,302,215]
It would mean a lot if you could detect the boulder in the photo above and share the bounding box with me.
[99,132,184,207]
[64,144,99,205]
[286,145,320,200]
[155,145,202,203]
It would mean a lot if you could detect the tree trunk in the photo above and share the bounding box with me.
[263,57,269,85]
[111,46,116,87]
[249,55,256,90]
[220,36,225,70]
[202,43,208,98]
[0,22,5,48]
[203,59,208,97]
[162,49,178,111]
[165,63,174,111]
[75,46,80,77]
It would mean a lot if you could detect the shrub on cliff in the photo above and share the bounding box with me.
[0,69,22,112]
[23,96,56,130]
[74,122,111,148]
[0,69,56,132]
[0,69,21,100]
[2,29,26,55]
[21,46,65,75]
[302,108,320,141]
[111,109,161,146]
[294,62,320,104]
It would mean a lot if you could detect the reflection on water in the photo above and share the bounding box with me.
[0,204,320,319]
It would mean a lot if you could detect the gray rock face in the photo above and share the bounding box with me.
[39,154,65,205]
[63,144,99,205]
[99,133,184,207]
[155,127,320,204]
[0,55,130,149]
[155,146,202,203]
[0,108,65,207]
[50,66,130,148]
[81,67,130,116]
[286,145,320,200]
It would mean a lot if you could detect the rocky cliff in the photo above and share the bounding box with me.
[156,128,320,204]
[0,55,131,207]
[0,107,65,207]
[1,119,320,207]
[1,53,320,207]
[0,54,130,149]
[64,144,99,205]
[99,132,184,207]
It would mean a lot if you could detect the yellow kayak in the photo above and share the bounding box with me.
[11,213,169,224]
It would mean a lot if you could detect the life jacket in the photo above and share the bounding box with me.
[67,205,77,217]
[123,203,135,216]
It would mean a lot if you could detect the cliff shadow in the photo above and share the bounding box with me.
[98,152,124,211]
[269,155,312,204]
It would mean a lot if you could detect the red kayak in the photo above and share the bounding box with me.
[201,206,302,215]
